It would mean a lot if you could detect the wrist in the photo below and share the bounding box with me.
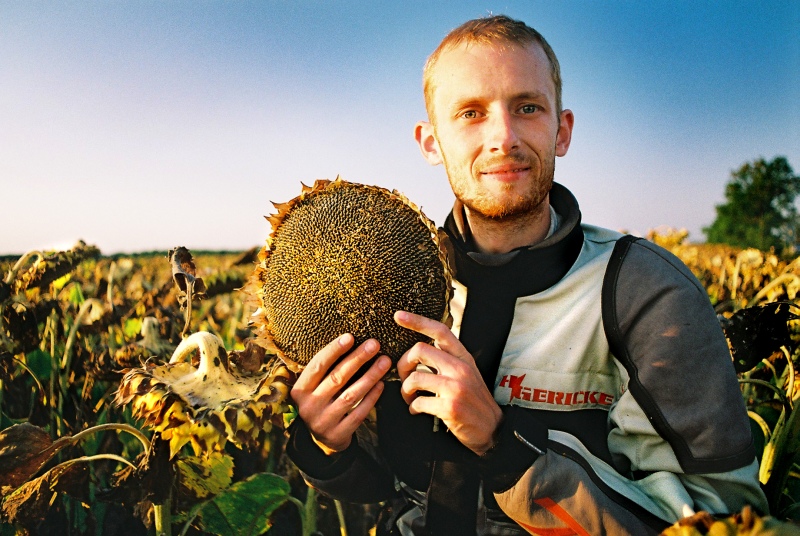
[311,433,350,456]
[286,418,359,480]
[475,405,505,456]
[479,406,548,493]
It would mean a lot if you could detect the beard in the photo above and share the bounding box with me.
[445,151,556,222]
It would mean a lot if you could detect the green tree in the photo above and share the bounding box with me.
[704,156,800,251]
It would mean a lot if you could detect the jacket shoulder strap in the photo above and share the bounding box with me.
[602,234,640,359]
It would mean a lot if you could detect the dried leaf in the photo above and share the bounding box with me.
[2,302,39,354]
[721,302,799,372]
[203,270,246,298]
[228,340,268,374]
[0,423,70,494]
[0,281,11,306]
[168,247,207,307]
[97,435,173,506]
[229,246,259,267]
[1,462,87,529]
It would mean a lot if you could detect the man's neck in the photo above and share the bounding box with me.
[464,196,551,255]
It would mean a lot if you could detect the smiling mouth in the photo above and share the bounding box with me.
[480,166,531,182]
[481,167,529,175]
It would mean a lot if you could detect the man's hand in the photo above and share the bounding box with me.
[291,334,392,455]
[395,311,503,455]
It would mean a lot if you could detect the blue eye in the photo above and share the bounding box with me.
[519,104,538,114]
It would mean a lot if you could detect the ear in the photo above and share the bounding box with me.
[555,109,574,157]
[414,121,443,166]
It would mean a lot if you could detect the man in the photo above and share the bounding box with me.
[286,15,768,535]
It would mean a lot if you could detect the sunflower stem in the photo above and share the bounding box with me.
[287,496,309,536]
[335,499,348,536]
[154,491,173,536]
[181,280,194,339]
[53,453,138,472]
[68,422,151,452]
[4,250,44,285]
[304,486,318,536]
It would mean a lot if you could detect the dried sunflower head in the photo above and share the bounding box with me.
[248,177,452,372]
[115,332,291,458]
[13,240,100,294]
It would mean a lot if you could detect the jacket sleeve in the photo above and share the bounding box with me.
[285,417,399,504]
[480,237,768,535]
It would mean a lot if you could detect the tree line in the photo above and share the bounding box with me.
[704,156,799,253]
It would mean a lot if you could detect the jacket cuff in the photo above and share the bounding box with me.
[479,406,548,493]
[286,418,359,480]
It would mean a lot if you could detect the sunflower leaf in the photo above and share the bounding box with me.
[197,473,291,536]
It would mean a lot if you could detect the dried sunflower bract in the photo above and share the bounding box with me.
[115,331,291,458]
[249,177,452,372]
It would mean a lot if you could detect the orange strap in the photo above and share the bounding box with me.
[517,498,591,536]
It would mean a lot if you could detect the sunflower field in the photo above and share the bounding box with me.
[1,232,800,535]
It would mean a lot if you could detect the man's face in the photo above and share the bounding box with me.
[416,41,573,221]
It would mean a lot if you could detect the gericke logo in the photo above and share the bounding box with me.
[498,374,614,407]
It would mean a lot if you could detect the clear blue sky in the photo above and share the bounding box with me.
[1,1,798,255]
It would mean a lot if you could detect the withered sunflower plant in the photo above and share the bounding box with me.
[113,331,295,534]
[115,331,292,459]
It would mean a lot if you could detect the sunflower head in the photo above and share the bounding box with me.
[248,177,452,372]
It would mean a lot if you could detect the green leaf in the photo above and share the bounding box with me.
[197,473,291,536]
[25,349,52,381]
[176,452,234,501]
[123,318,143,339]
[283,404,298,429]
[51,273,72,292]
[66,282,85,307]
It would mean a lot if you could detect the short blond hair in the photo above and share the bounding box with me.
[423,15,563,120]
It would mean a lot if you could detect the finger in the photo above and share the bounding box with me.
[336,379,385,436]
[320,338,382,394]
[305,356,390,447]
[294,333,355,391]
[407,388,443,417]
[333,355,392,413]
[394,310,468,358]
[309,378,385,454]
[399,365,441,404]
[396,341,436,381]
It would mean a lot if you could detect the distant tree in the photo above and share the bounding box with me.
[704,156,800,252]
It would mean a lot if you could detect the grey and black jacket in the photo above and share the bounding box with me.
[286,183,768,535]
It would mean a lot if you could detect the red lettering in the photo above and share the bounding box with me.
[507,374,526,403]
[501,377,614,408]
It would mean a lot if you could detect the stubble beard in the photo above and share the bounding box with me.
[446,152,556,223]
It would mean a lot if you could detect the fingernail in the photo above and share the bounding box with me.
[339,334,352,346]
[379,356,392,370]
[365,339,378,353]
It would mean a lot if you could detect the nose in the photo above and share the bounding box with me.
[487,110,520,154]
